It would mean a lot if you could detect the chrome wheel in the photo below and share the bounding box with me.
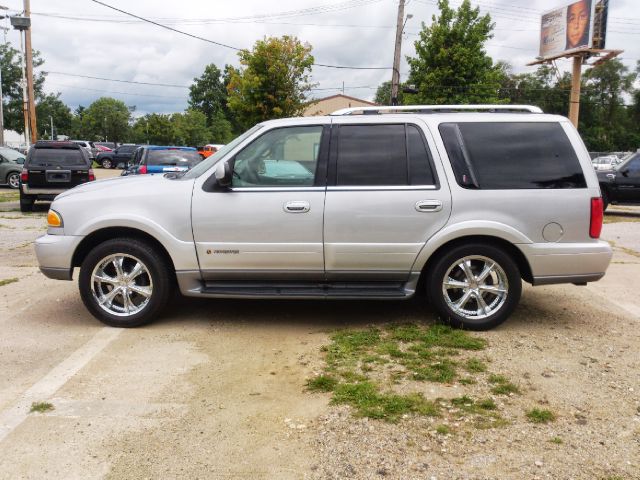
[8,173,20,189]
[91,254,153,317]
[442,255,509,321]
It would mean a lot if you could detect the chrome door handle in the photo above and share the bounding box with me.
[283,201,310,213]
[415,200,443,212]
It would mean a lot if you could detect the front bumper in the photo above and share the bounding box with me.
[35,234,84,281]
[518,240,613,286]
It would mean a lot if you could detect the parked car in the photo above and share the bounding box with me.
[121,146,201,176]
[598,151,640,209]
[0,147,26,189]
[591,155,620,171]
[94,142,116,150]
[196,144,224,159]
[71,140,96,160]
[95,144,112,153]
[20,141,95,212]
[96,144,139,169]
[34,105,612,330]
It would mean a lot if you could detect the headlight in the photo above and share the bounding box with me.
[47,209,63,228]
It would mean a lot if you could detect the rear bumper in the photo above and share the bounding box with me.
[34,234,84,280]
[518,241,613,286]
[22,185,67,195]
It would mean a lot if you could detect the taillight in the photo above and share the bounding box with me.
[88,169,95,181]
[20,168,28,183]
[139,164,147,174]
[590,197,603,239]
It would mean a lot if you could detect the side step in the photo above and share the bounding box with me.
[199,281,410,299]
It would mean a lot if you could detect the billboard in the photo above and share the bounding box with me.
[539,0,597,60]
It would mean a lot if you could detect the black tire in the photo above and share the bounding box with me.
[79,238,174,327]
[7,172,20,190]
[601,190,609,211]
[19,191,34,212]
[426,243,522,331]
[101,158,113,169]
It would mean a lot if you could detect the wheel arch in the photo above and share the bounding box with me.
[72,226,177,274]
[419,235,533,285]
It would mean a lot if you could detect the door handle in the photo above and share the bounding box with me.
[283,201,310,213]
[415,200,443,212]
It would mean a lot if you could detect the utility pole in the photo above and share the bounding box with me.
[0,5,9,146]
[19,30,29,147]
[391,2,411,106]
[50,115,53,140]
[24,0,36,144]
[568,55,583,128]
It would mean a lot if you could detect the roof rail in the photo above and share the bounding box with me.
[330,105,543,116]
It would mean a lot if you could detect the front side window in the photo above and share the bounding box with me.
[336,124,436,186]
[232,126,323,187]
[439,122,587,189]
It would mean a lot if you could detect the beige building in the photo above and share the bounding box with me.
[303,94,378,116]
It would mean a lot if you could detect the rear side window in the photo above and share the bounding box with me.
[29,148,87,167]
[146,150,202,166]
[336,124,436,186]
[439,122,586,189]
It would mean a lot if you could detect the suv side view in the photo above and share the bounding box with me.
[34,105,612,330]
[20,141,94,212]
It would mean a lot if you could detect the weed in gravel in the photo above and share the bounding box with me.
[0,277,18,287]
[526,408,556,423]
[465,358,488,373]
[29,401,54,413]
[550,436,563,444]
[489,374,520,395]
[306,375,339,392]
[458,377,477,385]
[435,425,450,435]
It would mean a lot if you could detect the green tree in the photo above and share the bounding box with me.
[131,113,175,145]
[81,97,131,144]
[227,36,314,129]
[0,42,46,134]
[374,81,406,105]
[36,93,73,139]
[171,109,211,146]
[189,64,227,122]
[407,0,503,104]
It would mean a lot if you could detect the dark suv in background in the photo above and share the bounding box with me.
[19,141,95,212]
[96,144,139,169]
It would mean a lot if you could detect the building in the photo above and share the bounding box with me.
[303,94,378,117]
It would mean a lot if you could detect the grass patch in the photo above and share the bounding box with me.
[526,408,556,423]
[0,277,18,287]
[435,424,450,435]
[0,193,19,203]
[306,374,339,392]
[603,214,640,224]
[29,401,54,413]
[489,374,520,395]
[465,358,488,373]
[550,436,563,444]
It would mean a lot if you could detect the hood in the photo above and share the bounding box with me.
[56,172,169,200]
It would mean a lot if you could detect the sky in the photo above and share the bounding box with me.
[0,0,638,117]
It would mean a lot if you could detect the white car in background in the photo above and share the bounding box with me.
[591,155,620,171]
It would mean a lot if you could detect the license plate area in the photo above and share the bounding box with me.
[46,170,72,183]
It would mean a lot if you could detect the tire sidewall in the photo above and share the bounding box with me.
[79,238,171,327]
[102,159,112,169]
[7,172,20,189]
[427,243,522,331]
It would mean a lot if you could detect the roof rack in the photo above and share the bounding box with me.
[330,105,543,116]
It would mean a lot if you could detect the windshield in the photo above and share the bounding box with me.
[183,125,263,179]
[29,148,87,167]
[0,148,26,162]
[146,150,201,166]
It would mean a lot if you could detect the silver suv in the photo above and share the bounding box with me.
[34,105,612,330]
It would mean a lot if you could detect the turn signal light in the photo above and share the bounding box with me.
[20,168,28,183]
[88,169,96,181]
[589,197,603,239]
[139,164,147,174]
[47,210,63,228]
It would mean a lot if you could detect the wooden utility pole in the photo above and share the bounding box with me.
[390,0,405,106]
[24,0,36,144]
[568,56,583,128]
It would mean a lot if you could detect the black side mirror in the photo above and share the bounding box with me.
[621,168,629,177]
[215,161,233,187]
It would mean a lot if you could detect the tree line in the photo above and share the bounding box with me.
[1,0,639,151]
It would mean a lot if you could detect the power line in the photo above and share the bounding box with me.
[90,0,393,71]
[44,71,190,88]
[46,82,186,99]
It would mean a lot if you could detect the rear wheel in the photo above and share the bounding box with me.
[7,172,20,189]
[101,158,113,169]
[19,191,34,212]
[79,238,173,327]
[426,243,522,331]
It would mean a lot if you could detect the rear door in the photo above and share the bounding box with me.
[323,119,452,280]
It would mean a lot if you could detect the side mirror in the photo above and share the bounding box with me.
[621,168,629,177]
[215,161,233,187]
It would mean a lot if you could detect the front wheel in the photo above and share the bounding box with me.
[426,243,522,331]
[79,238,173,327]
[101,158,113,169]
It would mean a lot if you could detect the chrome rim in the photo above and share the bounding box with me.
[442,255,508,320]
[91,254,153,317]
[8,173,19,189]
[103,160,112,168]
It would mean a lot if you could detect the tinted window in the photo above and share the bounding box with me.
[439,122,586,189]
[337,125,406,186]
[232,126,322,187]
[30,148,87,166]
[118,146,137,154]
[146,150,202,167]
[407,125,436,185]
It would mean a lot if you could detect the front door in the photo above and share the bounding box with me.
[323,120,451,280]
[616,154,640,203]
[192,124,329,280]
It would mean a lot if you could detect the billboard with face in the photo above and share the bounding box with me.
[539,0,596,60]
